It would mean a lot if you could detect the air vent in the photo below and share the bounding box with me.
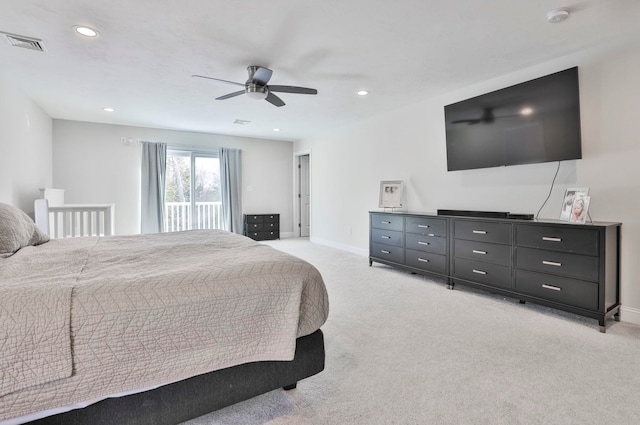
[234,119,251,125]
[1,31,46,52]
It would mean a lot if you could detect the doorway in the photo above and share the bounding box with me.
[295,152,311,237]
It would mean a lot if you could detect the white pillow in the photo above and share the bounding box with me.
[0,202,50,256]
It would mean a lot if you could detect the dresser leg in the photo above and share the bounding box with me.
[446,279,454,290]
[519,300,526,304]
[614,311,621,322]
[369,259,372,266]
[599,317,606,333]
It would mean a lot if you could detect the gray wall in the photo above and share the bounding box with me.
[295,42,640,325]
[52,120,294,236]
[0,74,53,214]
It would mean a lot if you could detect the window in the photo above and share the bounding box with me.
[165,150,221,232]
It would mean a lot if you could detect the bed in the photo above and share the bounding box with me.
[0,203,329,425]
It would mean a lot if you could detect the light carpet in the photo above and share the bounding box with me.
[183,238,640,425]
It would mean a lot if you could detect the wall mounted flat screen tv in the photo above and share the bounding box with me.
[444,67,582,171]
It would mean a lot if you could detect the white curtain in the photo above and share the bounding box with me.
[140,141,167,234]
[220,148,242,233]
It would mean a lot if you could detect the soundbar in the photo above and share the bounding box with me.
[436,210,534,220]
[437,209,509,219]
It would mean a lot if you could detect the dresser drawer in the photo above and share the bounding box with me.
[515,247,599,282]
[263,222,279,231]
[515,225,598,256]
[263,214,279,223]
[452,258,511,289]
[245,215,264,223]
[371,228,403,247]
[371,243,404,264]
[453,240,511,266]
[515,269,598,310]
[246,231,264,240]
[405,217,446,237]
[405,249,447,275]
[246,222,264,231]
[405,233,446,255]
[370,213,404,231]
[454,220,511,244]
[262,230,279,240]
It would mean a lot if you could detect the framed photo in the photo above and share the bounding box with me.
[560,187,589,221]
[379,180,404,209]
[568,196,590,224]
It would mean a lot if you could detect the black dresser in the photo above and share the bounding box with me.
[370,211,621,332]
[244,214,280,241]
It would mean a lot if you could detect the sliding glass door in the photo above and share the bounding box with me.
[165,150,221,232]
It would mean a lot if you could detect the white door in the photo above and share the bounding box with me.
[299,154,310,237]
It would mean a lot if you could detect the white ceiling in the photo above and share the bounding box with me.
[2,0,640,142]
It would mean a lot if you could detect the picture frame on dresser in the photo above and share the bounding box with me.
[560,187,589,221]
[379,180,404,209]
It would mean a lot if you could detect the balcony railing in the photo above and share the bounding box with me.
[165,201,223,232]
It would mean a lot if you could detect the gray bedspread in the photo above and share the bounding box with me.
[0,230,329,421]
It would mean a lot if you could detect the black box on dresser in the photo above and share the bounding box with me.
[369,211,621,332]
[244,214,280,241]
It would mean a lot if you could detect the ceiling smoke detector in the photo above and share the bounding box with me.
[1,31,46,51]
[547,8,570,23]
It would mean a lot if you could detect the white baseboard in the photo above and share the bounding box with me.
[620,305,640,326]
[310,237,368,257]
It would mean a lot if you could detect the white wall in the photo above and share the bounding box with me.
[0,74,53,214]
[53,120,294,236]
[296,42,640,325]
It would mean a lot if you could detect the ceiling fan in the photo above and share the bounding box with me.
[192,66,318,107]
[450,107,520,125]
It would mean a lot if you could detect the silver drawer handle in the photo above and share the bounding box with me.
[418,241,430,246]
[542,260,562,267]
[472,250,487,255]
[427,233,435,237]
[473,230,487,234]
[542,284,561,291]
[381,221,391,224]
[472,269,487,275]
[418,258,429,263]
[418,224,430,228]
[381,250,390,254]
[542,237,562,242]
[381,235,391,239]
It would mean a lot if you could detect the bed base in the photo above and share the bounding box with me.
[27,329,324,425]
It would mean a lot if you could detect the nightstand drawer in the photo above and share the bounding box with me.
[516,247,598,282]
[405,249,446,275]
[371,228,403,247]
[371,243,404,264]
[454,220,511,244]
[405,217,446,237]
[453,258,511,289]
[370,213,404,231]
[453,240,511,266]
[515,225,598,256]
[405,233,446,255]
[515,269,598,310]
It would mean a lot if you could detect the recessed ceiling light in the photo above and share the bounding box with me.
[74,25,100,37]
[546,8,570,23]
[520,107,534,115]
[357,90,369,96]
[273,128,280,132]
[103,107,115,112]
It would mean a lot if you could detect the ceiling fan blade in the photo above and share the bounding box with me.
[252,67,273,85]
[269,85,318,95]
[192,75,244,87]
[216,90,246,100]
[265,92,285,107]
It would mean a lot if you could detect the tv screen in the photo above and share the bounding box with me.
[444,67,582,171]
